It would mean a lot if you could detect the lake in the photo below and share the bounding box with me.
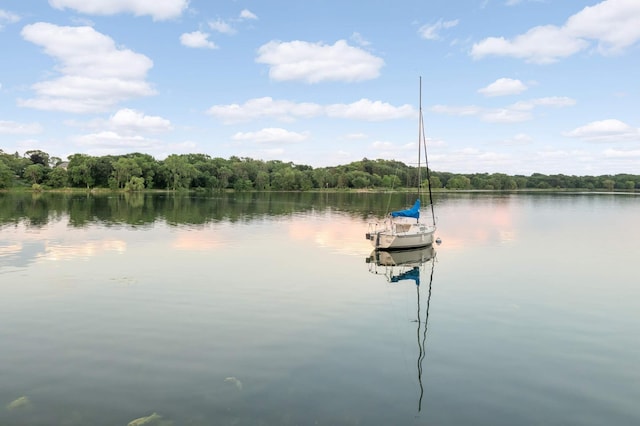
[1,191,639,425]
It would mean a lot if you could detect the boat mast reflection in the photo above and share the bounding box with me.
[366,245,436,412]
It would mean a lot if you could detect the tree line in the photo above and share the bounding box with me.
[1,149,638,191]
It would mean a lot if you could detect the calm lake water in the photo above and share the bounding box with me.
[1,191,639,425]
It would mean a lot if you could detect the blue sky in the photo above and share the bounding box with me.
[1,0,639,175]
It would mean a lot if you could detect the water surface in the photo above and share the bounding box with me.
[1,192,638,425]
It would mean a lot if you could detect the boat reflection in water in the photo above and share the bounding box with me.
[366,245,436,412]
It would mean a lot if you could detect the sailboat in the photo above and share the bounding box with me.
[366,77,437,250]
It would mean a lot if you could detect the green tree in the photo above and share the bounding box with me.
[67,154,96,189]
[0,161,14,188]
[112,157,142,189]
[381,174,401,188]
[24,150,50,167]
[45,167,69,188]
[24,164,45,184]
[514,176,528,190]
[346,170,371,188]
[129,153,157,189]
[428,175,442,189]
[297,170,313,191]
[93,156,115,187]
[446,175,471,190]
[602,179,615,191]
[124,176,145,191]
[233,178,253,191]
[312,169,329,189]
[163,155,197,190]
[191,157,221,189]
[271,169,292,190]
[255,170,270,190]
[49,156,63,167]
[3,154,30,181]
[490,173,517,190]
[216,166,233,190]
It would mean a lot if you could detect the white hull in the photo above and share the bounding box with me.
[367,219,435,250]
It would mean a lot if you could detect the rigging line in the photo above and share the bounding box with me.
[415,281,424,412]
[384,161,401,215]
[417,255,435,412]
[420,85,436,226]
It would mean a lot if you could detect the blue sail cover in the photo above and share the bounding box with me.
[390,267,420,286]
[390,199,420,219]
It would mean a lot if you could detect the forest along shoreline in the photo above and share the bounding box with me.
[1,150,639,192]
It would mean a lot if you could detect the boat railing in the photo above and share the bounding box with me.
[367,220,385,234]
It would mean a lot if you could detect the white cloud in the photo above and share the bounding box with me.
[471,25,587,64]
[208,18,236,35]
[205,10,257,38]
[345,133,367,140]
[0,120,42,134]
[432,96,574,123]
[73,131,156,153]
[477,151,512,162]
[603,148,640,158]
[207,97,413,123]
[430,105,482,116]
[471,0,640,63]
[239,9,257,20]
[530,96,576,107]
[19,23,155,113]
[180,31,218,49]
[372,141,395,150]
[108,108,172,133]
[418,19,459,40]
[207,97,322,124]
[371,141,415,160]
[502,133,534,145]
[0,9,20,28]
[434,147,515,173]
[77,109,172,148]
[505,0,543,5]
[256,40,384,83]
[478,78,528,97]
[325,99,413,121]
[352,140,418,168]
[204,10,258,39]
[564,119,640,141]
[259,148,285,156]
[511,96,576,110]
[350,32,371,47]
[71,130,198,160]
[232,128,309,144]
[48,0,188,21]
[370,141,409,161]
[482,108,532,123]
[565,0,640,54]
[536,149,581,160]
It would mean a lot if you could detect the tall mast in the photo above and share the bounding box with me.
[418,77,423,201]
